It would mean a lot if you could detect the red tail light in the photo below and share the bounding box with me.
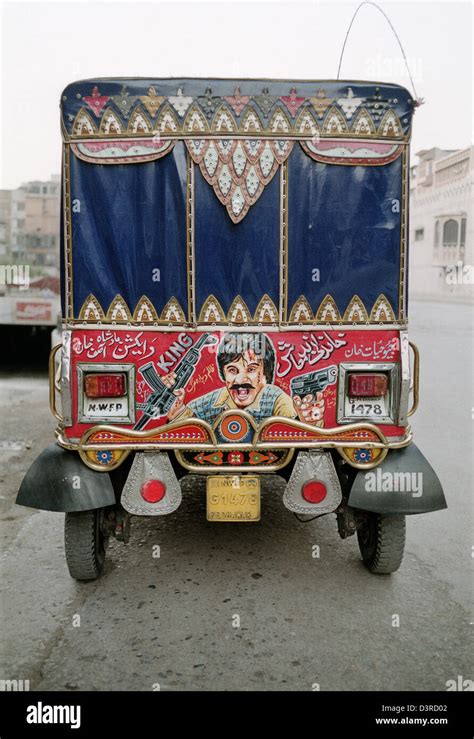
[302,480,327,504]
[141,480,166,503]
[84,373,126,398]
[348,373,388,397]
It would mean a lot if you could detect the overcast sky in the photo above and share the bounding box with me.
[0,0,472,189]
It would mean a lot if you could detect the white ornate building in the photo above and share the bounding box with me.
[409,146,473,300]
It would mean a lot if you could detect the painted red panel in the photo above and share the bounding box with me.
[67,329,404,440]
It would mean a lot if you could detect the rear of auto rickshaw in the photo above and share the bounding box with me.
[17,77,446,579]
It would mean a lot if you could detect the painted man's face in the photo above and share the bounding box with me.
[223,349,267,407]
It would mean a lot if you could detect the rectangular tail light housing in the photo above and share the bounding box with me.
[348,373,388,398]
[337,363,400,425]
[77,363,136,424]
[84,373,126,398]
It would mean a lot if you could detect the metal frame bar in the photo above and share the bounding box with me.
[54,418,412,454]
[408,341,420,416]
[49,344,63,422]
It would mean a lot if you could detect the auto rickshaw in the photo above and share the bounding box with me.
[17,77,446,580]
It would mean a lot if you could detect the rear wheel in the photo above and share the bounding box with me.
[357,513,406,574]
[64,509,109,581]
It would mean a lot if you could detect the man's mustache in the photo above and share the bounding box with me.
[230,383,255,391]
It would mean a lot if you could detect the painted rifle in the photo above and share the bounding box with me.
[134,333,218,429]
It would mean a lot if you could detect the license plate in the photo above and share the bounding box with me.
[345,396,387,417]
[206,476,260,522]
[83,397,129,418]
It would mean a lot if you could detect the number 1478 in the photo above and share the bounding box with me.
[349,401,383,415]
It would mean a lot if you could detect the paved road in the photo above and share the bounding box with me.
[0,301,472,691]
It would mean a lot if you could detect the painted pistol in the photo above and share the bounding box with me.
[290,365,338,399]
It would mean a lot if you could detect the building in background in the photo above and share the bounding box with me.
[0,176,60,326]
[0,190,12,259]
[0,175,60,274]
[409,146,473,300]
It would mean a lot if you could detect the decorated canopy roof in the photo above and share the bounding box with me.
[61,77,414,142]
[60,79,414,327]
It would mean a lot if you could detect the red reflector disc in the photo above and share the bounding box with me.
[302,480,327,504]
[141,480,166,504]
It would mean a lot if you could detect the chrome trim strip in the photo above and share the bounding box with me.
[55,420,412,472]
[398,330,410,425]
[61,330,73,426]
[62,322,409,332]
[408,341,420,417]
[49,345,63,422]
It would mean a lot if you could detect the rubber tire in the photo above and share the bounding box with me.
[64,509,108,581]
[357,513,406,574]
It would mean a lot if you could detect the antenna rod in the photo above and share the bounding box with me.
[337,1,421,104]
